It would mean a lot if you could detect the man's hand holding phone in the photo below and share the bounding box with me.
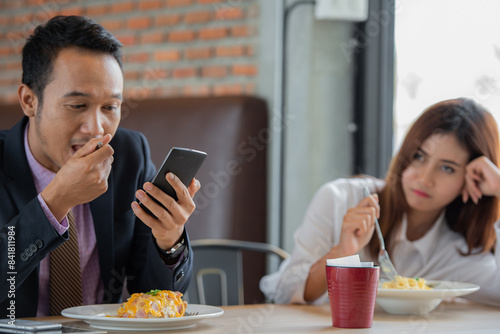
[132,173,200,250]
[131,147,207,250]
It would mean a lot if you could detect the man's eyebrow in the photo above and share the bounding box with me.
[62,91,90,98]
[62,91,123,101]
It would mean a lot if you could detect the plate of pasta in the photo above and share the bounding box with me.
[62,303,224,330]
[376,276,479,315]
[62,290,223,331]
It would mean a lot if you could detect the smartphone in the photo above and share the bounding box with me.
[139,147,207,216]
[0,320,106,334]
[0,319,61,332]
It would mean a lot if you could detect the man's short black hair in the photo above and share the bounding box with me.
[22,15,123,105]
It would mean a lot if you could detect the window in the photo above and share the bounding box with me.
[394,0,500,150]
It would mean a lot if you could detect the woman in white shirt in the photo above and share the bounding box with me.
[261,98,500,307]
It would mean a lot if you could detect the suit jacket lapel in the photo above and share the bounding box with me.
[90,169,114,287]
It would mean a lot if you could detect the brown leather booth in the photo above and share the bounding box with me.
[0,95,269,304]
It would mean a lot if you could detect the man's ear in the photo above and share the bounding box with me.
[18,84,39,117]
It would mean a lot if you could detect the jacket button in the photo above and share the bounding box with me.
[20,253,29,261]
[35,239,44,248]
[25,247,33,256]
[30,244,37,253]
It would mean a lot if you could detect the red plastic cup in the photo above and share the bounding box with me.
[325,265,380,328]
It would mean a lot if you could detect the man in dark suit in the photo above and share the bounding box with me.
[0,16,200,318]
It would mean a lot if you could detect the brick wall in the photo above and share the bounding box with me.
[0,0,259,105]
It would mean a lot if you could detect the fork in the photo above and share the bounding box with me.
[363,187,399,281]
[185,312,199,316]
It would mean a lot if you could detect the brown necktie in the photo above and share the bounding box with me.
[49,209,83,315]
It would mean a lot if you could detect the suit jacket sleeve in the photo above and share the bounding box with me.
[0,120,69,309]
[106,129,192,300]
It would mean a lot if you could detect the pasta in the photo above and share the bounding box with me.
[382,275,432,290]
[116,289,187,318]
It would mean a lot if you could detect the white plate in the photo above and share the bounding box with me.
[376,280,479,315]
[61,304,224,331]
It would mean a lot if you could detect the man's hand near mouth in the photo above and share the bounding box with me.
[41,134,114,222]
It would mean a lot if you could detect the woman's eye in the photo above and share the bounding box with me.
[441,165,455,174]
[412,152,424,161]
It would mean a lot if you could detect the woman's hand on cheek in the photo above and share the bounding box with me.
[463,156,500,203]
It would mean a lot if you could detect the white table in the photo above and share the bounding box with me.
[28,298,500,333]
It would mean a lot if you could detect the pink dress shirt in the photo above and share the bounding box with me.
[23,125,103,316]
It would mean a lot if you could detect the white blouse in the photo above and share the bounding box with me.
[260,178,500,307]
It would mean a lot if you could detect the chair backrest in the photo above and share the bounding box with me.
[186,239,289,306]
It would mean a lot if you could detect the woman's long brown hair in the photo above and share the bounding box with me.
[368,98,499,257]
